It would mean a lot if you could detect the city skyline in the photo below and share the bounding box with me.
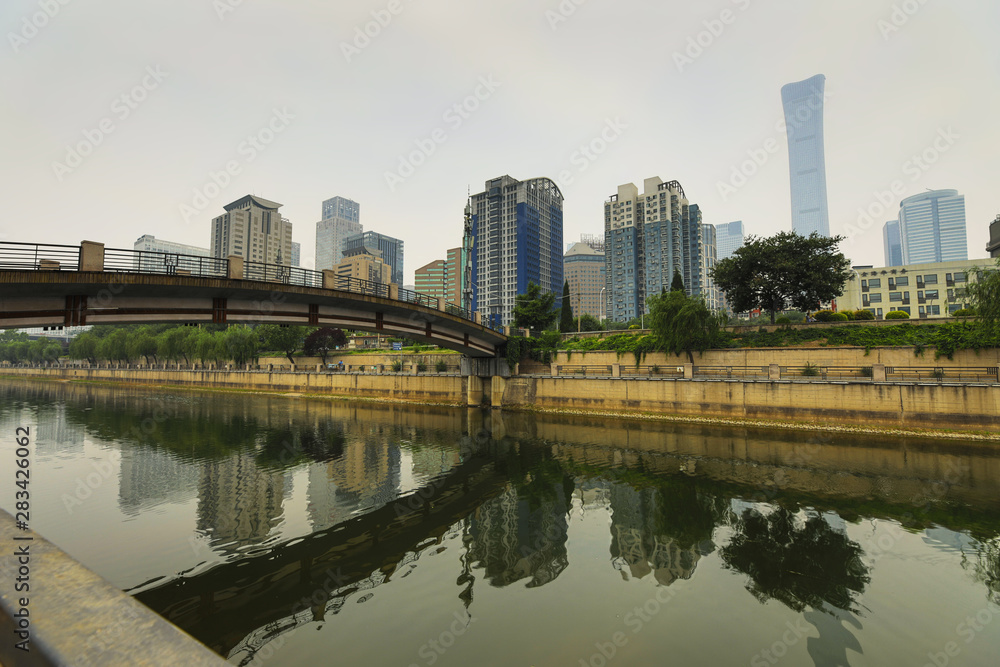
[2,1,997,283]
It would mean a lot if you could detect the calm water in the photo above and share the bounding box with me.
[2,380,999,667]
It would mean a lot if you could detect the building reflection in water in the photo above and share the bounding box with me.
[118,447,201,515]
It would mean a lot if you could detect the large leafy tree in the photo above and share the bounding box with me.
[647,290,723,363]
[304,328,347,363]
[967,258,1000,333]
[671,269,685,293]
[559,281,574,332]
[128,326,159,365]
[157,327,198,364]
[512,281,557,332]
[223,326,260,365]
[257,324,306,364]
[69,332,99,364]
[712,232,852,324]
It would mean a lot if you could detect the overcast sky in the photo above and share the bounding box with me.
[2,0,997,282]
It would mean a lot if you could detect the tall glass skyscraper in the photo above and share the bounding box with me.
[898,190,967,264]
[315,196,361,271]
[714,221,745,261]
[781,74,830,237]
[470,175,564,327]
[883,220,903,267]
[343,231,405,286]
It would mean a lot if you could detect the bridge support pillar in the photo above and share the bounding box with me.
[872,364,886,382]
[227,255,244,280]
[79,241,105,271]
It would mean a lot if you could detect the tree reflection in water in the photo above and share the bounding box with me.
[721,507,870,614]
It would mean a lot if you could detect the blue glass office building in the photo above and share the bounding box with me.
[883,220,903,267]
[898,190,967,264]
[781,74,830,237]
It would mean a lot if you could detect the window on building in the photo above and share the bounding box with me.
[868,293,883,303]
[895,276,909,286]
[889,292,902,302]
[868,278,882,288]
[954,272,967,282]
[923,275,938,284]
[894,307,911,315]
[928,305,941,315]
[925,289,939,299]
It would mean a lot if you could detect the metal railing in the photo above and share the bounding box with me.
[557,365,615,377]
[324,274,391,299]
[397,287,438,310]
[0,241,80,271]
[886,366,999,383]
[243,261,324,288]
[620,365,685,378]
[781,366,874,381]
[445,302,474,321]
[103,247,229,278]
[694,366,770,379]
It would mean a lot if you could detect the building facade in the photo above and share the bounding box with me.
[332,249,391,285]
[342,231,404,286]
[564,242,606,321]
[898,190,968,264]
[315,196,362,271]
[414,258,447,301]
[781,74,830,237]
[838,258,987,319]
[714,221,744,261]
[883,220,903,267]
[210,195,292,266]
[470,175,564,327]
[604,177,703,322]
[988,214,1000,258]
[133,235,210,273]
[701,224,721,312]
[290,242,301,267]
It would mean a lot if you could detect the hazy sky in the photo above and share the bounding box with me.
[2,0,998,282]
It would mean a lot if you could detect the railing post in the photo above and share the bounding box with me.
[474,312,482,325]
[768,364,781,381]
[612,364,621,378]
[551,364,558,377]
[872,364,886,382]
[323,270,337,290]
[79,241,105,271]
[390,283,399,300]
[438,297,446,312]
[227,255,243,280]
[683,363,693,379]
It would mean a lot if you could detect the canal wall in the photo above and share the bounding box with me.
[4,366,1000,434]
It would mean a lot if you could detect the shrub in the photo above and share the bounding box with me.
[952,308,976,317]
[813,310,837,322]
[841,310,855,320]
[801,362,820,376]
[628,324,639,330]
[391,361,402,372]
[435,360,448,373]
[830,313,850,322]
[885,310,910,320]
[775,316,792,325]
[416,362,427,372]
[650,364,661,375]
[932,368,945,380]
[859,366,873,378]
[853,309,875,321]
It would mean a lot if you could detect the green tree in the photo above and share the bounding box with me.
[194,330,221,364]
[647,290,723,363]
[222,326,259,365]
[157,327,197,364]
[257,324,306,363]
[712,232,852,324]
[304,328,347,363]
[97,329,132,363]
[559,281,574,332]
[128,326,159,365]
[577,313,603,332]
[512,281,557,332]
[69,332,99,364]
[671,269,685,292]
[967,259,1000,334]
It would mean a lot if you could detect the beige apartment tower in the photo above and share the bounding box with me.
[211,195,293,266]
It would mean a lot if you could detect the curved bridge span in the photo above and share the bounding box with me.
[0,241,507,358]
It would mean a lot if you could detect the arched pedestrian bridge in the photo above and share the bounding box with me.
[0,241,508,360]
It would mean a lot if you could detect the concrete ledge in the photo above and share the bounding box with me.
[0,510,226,667]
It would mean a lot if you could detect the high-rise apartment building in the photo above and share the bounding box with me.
[210,195,292,265]
[579,233,605,253]
[470,175,564,327]
[414,258,447,301]
[564,242,606,321]
[133,235,209,272]
[715,221,745,261]
[701,224,721,312]
[342,231,404,286]
[988,214,1000,258]
[604,177,703,322]
[315,196,362,271]
[781,74,830,237]
[898,190,967,264]
[883,221,903,267]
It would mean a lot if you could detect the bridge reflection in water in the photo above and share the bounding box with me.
[2,381,999,666]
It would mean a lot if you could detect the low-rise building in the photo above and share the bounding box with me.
[838,258,989,319]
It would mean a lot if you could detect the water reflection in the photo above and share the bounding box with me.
[2,380,1000,667]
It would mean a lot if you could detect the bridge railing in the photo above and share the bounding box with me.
[445,302,474,320]
[326,274,391,299]
[243,260,324,288]
[397,287,438,310]
[0,241,80,271]
[103,247,229,278]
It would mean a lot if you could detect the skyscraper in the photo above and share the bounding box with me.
[414,247,465,307]
[604,177,702,322]
[701,224,720,312]
[883,221,903,267]
[342,231,404,285]
[781,74,830,237]
[898,190,967,264]
[988,214,1000,258]
[564,242,605,320]
[210,195,292,265]
[315,196,361,271]
[290,241,301,267]
[470,175,564,327]
[133,234,209,272]
[714,221,745,261]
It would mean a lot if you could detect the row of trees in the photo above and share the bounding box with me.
[59,324,347,366]
[0,331,64,365]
